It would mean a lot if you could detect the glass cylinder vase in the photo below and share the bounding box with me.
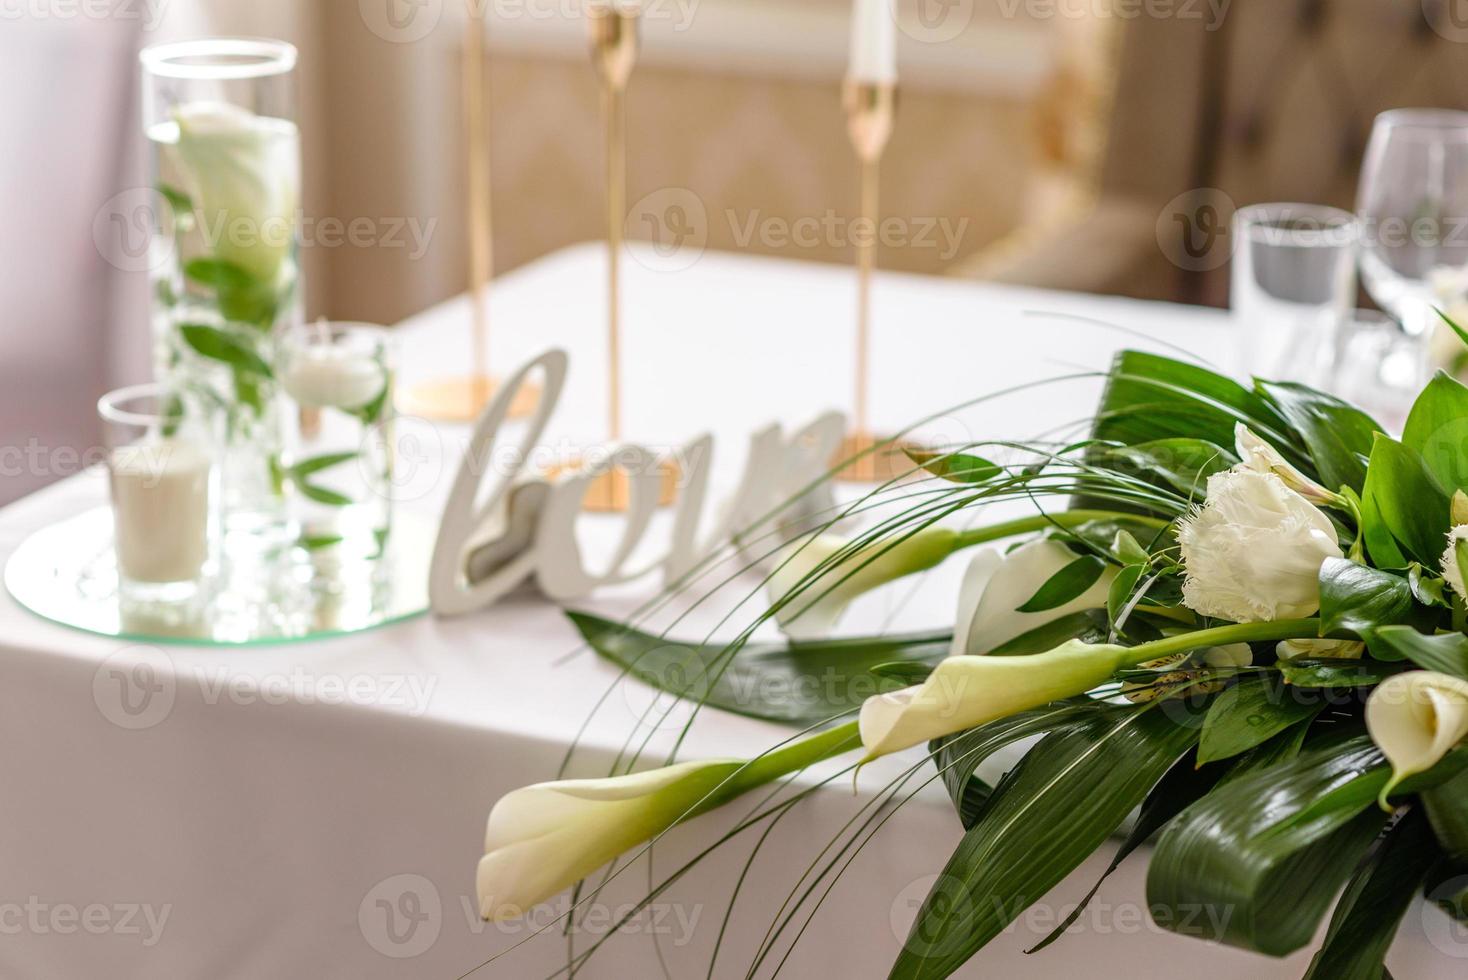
[140,38,303,560]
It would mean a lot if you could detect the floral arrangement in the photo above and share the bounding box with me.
[471,333,1468,978]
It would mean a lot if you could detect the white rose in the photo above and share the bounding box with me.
[1441,525,1468,597]
[1178,469,1342,622]
[1234,423,1336,505]
[173,101,301,286]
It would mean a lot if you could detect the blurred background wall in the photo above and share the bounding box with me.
[4,0,1468,505]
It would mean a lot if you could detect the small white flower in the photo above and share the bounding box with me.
[766,527,958,640]
[1276,638,1365,661]
[951,540,1117,657]
[1366,670,1468,797]
[1234,424,1336,505]
[1441,525,1468,597]
[1178,469,1343,622]
[172,101,302,286]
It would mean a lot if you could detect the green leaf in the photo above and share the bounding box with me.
[1361,435,1450,566]
[1092,351,1294,453]
[297,483,353,507]
[179,323,273,378]
[157,182,193,217]
[299,534,344,551]
[1302,809,1440,980]
[929,700,1104,830]
[1318,558,1415,636]
[1106,564,1145,625]
[1014,554,1107,614]
[1423,766,1468,862]
[1258,381,1382,493]
[1403,371,1468,493]
[347,382,390,426]
[1026,747,1221,953]
[1112,530,1149,565]
[1146,736,1390,956]
[1279,659,1406,688]
[986,611,1105,657]
[891,704,1201,978]
[1197,676,1324,765]
[1409,564,1450,608]
[1439,306,1468,350]
[1104,438,1238,499]
[868,661,934,685]
[1363,626,1468,680]
[906,449,1001,484]
[290,452,358,480]
[569,612,949,728]
[184,257,278,328]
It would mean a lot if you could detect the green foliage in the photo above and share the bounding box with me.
[906,449,1002,484]
[1363,626,1468,679]
[1258,380,1382,493]
[1360,436,1450,566]
[1197,677,1323,765]
[1402,372,1468,493]
[1014,555,1107,613]
[1317,558,1415,636]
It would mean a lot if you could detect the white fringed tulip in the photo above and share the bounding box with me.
[1441,526,1468,597]
[1366,671,1468,796]
[951,540,1117,656]
[767,527,958,640]
[173,101,301,285]
[859,640,1128,758]
[1178,469,1342,622]
[1234,423,1337,505]
[477,760,740,919]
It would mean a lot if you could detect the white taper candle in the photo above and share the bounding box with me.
[848,0,897,84]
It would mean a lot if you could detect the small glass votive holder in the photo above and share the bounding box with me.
[279,322,396,576]
[1327,309,1429,433]
[1232,203,1360,382]
[98,383,218,605]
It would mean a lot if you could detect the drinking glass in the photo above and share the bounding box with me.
[1357,109,1468,338]
[279,323,396,582]
[1231,203,1359,381]
[140,38,302,556]
[98,384,218,605]
[1327,310,1429,433]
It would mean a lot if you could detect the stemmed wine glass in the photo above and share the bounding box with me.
[1357,109,1468,337]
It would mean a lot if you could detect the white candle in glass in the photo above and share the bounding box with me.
[282,344,383,410]
[109,439,212,584]
[849,0,897,85]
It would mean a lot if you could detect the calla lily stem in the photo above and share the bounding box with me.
[1119,618,1322,666]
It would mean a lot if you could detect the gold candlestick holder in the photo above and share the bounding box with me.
[833,79,919,484]
[399,3,539,423]
[549,0,679,513]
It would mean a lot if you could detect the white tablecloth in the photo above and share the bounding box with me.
[0,245,1459,979]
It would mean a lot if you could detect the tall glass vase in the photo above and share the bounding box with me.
[140,38,303,561]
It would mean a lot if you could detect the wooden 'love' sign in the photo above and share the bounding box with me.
[429,349,846,615]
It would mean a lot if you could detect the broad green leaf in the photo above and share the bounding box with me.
[1219,721,1312,784]
[1104,438,1237,498]
[179,323,273,378]
[1439,307,1468,350]
[1106,564,1145,625]
[1302,809,1440,980]
[1318,558,1414,636]
[986,610,1106,657]
[1424,766,1468,862]
[906,449,1001,484]
[1363,626,1468,680]
[1026,747,1221,953]
[1403,371,1468,493]
[891,704,1201,979]
[1198,677,1323,765]
[1408,564,1450,608]
[184,257,279,328]
[1258,381,1381,493]
[868,661,935,685]
[1147,736,1390,955]
[568,612,949,728]
[1361,436,1450,566]
[1112,530,1149,565]
[1092,350,1294,453]
[1014,555,1106,613]
[1279,659,1406,688]
[929,699,1103,830]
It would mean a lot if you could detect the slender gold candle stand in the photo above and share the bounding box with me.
[399,3,539,423]
[834,79,917,483]
[551,0,677,512]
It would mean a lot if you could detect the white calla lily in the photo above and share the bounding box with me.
[952,540,1118,657]
[1234,423,1337,505]
[859,639,1129,758]
[477,724,858,919]
[1178,468,1342,622]
[767,527,958,640]
[1366,670,1468,798]
[173,101,301,286]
